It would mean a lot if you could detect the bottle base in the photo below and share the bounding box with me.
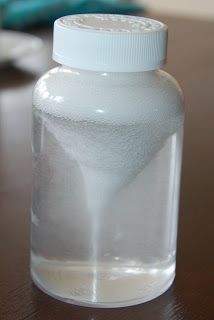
[31,255,175,308]
[32,271,174,308]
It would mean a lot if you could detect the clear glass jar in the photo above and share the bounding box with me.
[31,14,184,308]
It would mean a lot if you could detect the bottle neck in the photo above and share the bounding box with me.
[60,64,159,83]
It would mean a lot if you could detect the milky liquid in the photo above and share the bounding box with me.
[31,255,175,307]
[31,109,183,307]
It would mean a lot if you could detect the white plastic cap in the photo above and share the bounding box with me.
[53,14,168,72]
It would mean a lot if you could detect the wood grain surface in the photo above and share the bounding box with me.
[0,14,214,320]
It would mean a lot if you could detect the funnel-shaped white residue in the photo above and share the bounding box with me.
[38,111,181,214]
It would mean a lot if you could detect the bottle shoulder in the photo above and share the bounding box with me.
[33,67,184,124]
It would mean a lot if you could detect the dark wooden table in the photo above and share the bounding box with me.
[0,14,214,320]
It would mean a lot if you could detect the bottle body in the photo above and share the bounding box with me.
[31,66,184,307]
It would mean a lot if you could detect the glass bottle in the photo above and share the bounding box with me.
[31,14,184,307]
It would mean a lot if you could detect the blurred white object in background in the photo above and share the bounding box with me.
[0,30,42,67]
